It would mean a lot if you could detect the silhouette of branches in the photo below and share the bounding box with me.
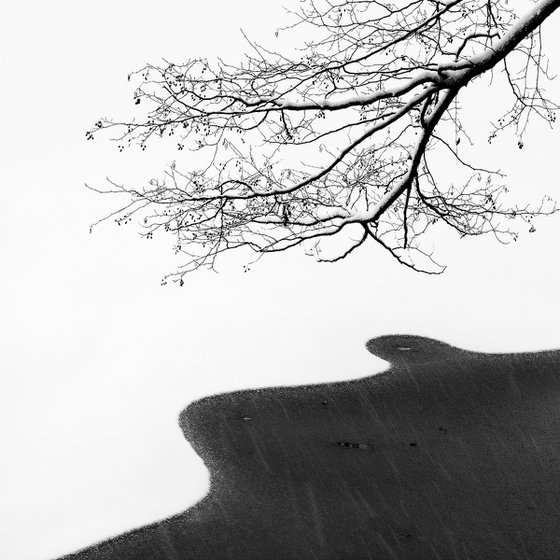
[87,0,560,283]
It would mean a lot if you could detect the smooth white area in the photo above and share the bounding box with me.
[1,2,560,559]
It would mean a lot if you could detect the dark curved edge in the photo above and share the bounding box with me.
[56,335,560,560]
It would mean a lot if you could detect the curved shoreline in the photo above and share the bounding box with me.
[59,335,560,559]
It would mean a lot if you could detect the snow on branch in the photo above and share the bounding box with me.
[87,0,560,283]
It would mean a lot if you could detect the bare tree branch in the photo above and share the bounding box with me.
[87,0,560,282]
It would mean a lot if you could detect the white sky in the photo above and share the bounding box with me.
[1,2,560,559]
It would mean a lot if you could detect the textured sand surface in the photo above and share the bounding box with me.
[59,335,560,559]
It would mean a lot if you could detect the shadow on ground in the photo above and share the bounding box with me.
[59,335,560,560]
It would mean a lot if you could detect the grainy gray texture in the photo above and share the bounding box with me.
[59,335,560,559]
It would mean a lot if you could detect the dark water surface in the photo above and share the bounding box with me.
[59,335,560,559]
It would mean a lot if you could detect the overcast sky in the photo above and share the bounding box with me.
[2,2,560,559]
